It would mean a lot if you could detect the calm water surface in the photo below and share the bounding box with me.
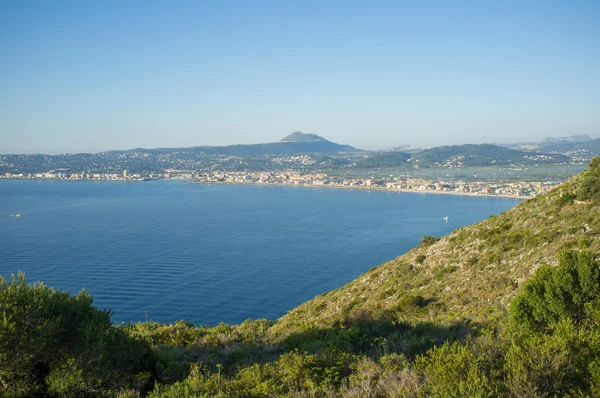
[0,180,520,325]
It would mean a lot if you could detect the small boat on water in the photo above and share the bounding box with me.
[14,213,21,218]
[443,216,448,221]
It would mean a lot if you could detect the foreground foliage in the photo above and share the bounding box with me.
[136,250,600,397]
[0,274,154,396]
[3,257,598,396]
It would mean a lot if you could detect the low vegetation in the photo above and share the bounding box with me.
[0,274,153,396]
[1,158,599,396]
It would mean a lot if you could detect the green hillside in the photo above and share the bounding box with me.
[2,159,600,397]
[410,144,570,168]
[272,162,600,336]
[353,144,571,170]
[542,138,600,156]
[354,151,412,168]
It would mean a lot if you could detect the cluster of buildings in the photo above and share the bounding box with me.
[193,171,560,198]
[382,178,557,197]
[2,168,561,198]
[0,171,166,181]
[271,155,317,166]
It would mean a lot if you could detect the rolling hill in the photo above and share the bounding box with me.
[540,138,600,155]
[410,143,570,167]
[499,135,600,159]
[353,143,571,169]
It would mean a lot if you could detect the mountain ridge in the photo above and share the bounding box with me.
[111,131,360,157]
[498,135,600,158]
[543,135,593,144]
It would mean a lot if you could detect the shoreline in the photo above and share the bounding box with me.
[0,177,530,199]
[191,180,530,200]
[0,178,156,183]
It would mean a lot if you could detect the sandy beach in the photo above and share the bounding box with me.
[191,180,530,200]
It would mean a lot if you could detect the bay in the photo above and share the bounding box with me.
[0,180,520,325]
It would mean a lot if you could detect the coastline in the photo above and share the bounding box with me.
[0,178,154,183]
[0,177,529,199]
[191,180,530,200]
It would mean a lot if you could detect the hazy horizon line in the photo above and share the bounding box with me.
[3,133,597,156]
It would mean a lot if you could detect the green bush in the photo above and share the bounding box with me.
[434,265,458,278]
[510,250,600,331]
[558,191,576,206]
[579,237,592,249]
[419,235,440,247]
[397,295,428,313]
[0,273,154,396]
[416,342,498,397]
[504,250,600,395]
[504,320,592,397]
[576,157,600,201]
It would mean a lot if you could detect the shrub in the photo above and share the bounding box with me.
[505,250,600,395]
[125,319,203,347]
[419,235,439,247]
[416,342,498,397]
[434,265,458,278]
[510,250,600,331]
[397,295,428,312]
[578,237,592,249]
[0,273,154,396]
[576,157,600,201]
[504,320,590,397]
[558,191,576,206]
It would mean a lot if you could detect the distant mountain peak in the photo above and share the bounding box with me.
[279,132,328,143]
[543,135,593,144]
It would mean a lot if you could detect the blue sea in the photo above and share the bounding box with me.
[0,180,521,325]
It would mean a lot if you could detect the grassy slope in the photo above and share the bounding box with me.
[270,172,599,339]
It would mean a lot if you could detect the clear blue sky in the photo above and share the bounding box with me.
[1,1,599,154]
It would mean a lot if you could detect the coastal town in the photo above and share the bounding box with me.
[192,171,560,198]
[0,169,559,198]
[0,170,170,182]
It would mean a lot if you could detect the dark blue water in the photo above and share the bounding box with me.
[0,180,520,325]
